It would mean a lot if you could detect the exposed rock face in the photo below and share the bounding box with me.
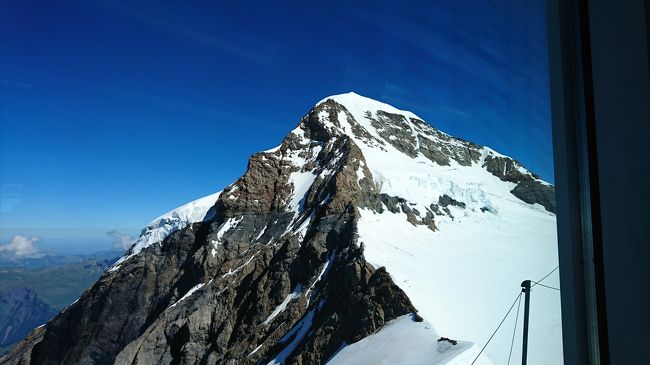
[438,194,466,209]
[1,93,555,365]
[511,181,556,213]
[482,155,555,213]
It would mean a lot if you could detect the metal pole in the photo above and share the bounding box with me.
[521,280,531,365]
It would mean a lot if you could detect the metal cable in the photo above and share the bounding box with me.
[470,292,523,365]
[507,293,523,365]
[531,266,559,288]
[532,281,561,291]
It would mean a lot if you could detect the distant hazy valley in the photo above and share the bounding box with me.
[0,251,121,355]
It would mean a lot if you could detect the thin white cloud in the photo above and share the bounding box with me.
[107,230,135,251]
[0,79,33,88]
[1,183,22,214]
[91,2,273,64]
[0,235,40,258]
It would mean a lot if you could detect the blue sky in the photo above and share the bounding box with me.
[0,0,551,253]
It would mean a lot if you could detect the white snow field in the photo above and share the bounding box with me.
[327,314,490,365]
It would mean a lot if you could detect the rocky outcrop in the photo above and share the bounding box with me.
[511,181,556,213]
[482,155,555,213]
[411,118,482,167]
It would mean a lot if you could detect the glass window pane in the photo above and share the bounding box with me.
[0,1,562,364]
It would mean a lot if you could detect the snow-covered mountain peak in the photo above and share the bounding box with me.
[308,93,520,173]
[310,92,428,149]
[317,91,423,122]
[282,93,555,216]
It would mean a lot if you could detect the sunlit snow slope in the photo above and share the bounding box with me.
[110,191,221,271]
[327,314,485,365]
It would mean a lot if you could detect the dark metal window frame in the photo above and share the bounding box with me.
[548,0,650,364]
[548,1,609,363]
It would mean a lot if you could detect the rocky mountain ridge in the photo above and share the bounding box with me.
[0,289,57,354]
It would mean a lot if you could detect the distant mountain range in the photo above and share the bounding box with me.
[0,251,121,269]
[0,288,57,354]
[0,252,121,355]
